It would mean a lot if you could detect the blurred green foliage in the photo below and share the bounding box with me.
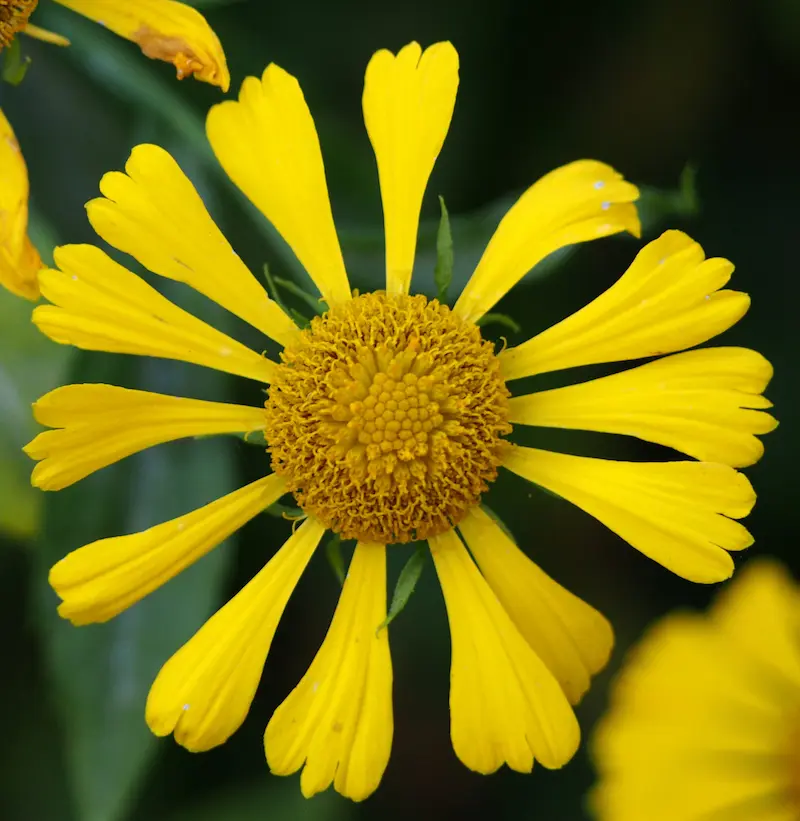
[1,1,797,820]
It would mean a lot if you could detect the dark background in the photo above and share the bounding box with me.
[0,0,796,819]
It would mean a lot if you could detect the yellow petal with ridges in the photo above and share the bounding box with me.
[509,348,777,468]
[500,230,749,380]
[0,108,41,300]
[454,160,640,323]
[207,65,351,306]
[429,528,580,773]
[52,0,229,89]
[86,145,298,347]
[34,244,276,383]
[50,474,287,625]
[266,542,392,802]
[459,506,613,705]
[363,41,459,295]
[503,445,755,583]
[26,384,267,490]
[146,517,325,751]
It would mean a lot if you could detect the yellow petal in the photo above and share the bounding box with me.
[21,23,71,46]
[266,542,392,802]
[454,160,640,323]
[0,108,41,300]
[509,348,777,468]
[86,144,298,347]
[592,596,799,821]
[207,65,351,307]
[50,474,287,625]
[363,41,459,296]
[459,506,613,705]
[34,244,276,383]
[712,559,800,687]
[500,230,749,380]
[429,528,580,773]
[53,0,229,90]
[503,445,755,583]
[146,517,325,751]
[26,384,267,491]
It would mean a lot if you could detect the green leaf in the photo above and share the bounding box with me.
[2,37,32,86]
[377,544,427,633]
[261,262,290,315]
[272,275,327,315]
[476,312,521,334]
[433,195,454,304]
[325,534,346,585]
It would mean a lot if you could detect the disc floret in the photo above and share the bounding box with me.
[0,0,36,49]
[265,292,512,543]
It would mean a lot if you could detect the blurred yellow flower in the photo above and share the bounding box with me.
[0,0,228,299]
[592,559,800,821]
[26,41,775,801]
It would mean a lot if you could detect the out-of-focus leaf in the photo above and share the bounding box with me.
[2,37,32,85]
[163,779,352,821]
[0,210,69,539]
[635,164,700,231]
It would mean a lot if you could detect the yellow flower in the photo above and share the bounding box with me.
[0,108,41,299]
[26,41,775,801]
[592,559,800,821]
[0,0,228,299]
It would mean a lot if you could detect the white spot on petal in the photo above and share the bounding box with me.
[594,180,605,190]
[601,202,610,211]
[182,703,190,711]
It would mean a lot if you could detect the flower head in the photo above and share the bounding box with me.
[0,0,228,299]
[28,41,775,801]
[0,0,37,49]
[592,559,800,821]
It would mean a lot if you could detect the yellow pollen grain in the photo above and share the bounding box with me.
[264,292,512,543]
[0,0,36,49]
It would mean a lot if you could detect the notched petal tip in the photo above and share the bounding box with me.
[364,40,460,296]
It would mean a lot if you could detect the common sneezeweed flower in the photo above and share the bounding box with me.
[26,41,775,800]
[0,0,228,299]
[592,559,800,821]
